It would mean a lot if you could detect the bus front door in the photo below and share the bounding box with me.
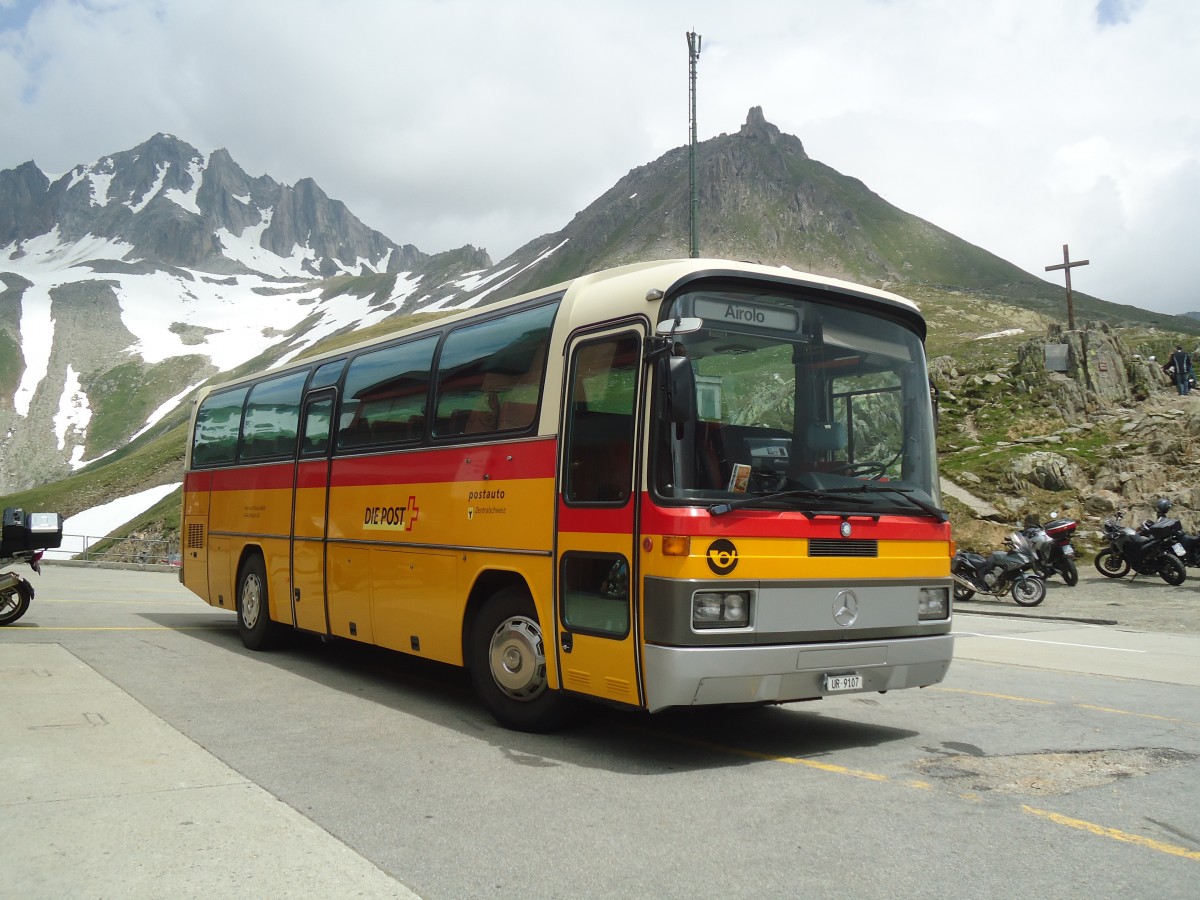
[290,392,334,634]
[555,327,644,709]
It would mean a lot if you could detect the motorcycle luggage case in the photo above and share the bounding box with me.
[27,512,64,550]
[1145,519,1181,540]
[1044,519,1077,538]
[2,507,26,545]
[0,508,64,553]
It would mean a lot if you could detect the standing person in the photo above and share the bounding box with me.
[1163,345,1194,395]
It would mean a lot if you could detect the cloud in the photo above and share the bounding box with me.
[2,0,1198,315]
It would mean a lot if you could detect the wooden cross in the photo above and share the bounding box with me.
[1045,244,1089,331]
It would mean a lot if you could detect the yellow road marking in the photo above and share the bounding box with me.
[24,597,197,603]
[0,625,229,631]
[933,686,1054,705]
[634,726,1200,863]
[681,734,889,780]
[1076,703,1178,723]
[1024,806,1200,860]
[935,688,1199,727]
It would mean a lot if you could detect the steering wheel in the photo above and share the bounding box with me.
[831,461,889,480]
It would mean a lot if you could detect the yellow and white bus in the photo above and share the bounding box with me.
[181,258,953,731]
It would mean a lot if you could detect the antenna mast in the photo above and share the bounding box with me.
[687,31,702,258]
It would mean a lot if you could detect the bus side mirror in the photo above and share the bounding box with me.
[666,356,696,424]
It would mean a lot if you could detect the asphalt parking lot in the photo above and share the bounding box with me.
[955,560,1200,633]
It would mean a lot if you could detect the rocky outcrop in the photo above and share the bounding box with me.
[1007,451,1086,492]
[1011,322,1152,419]
[941,324,1200,540]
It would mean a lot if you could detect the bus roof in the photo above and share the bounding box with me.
[194,258,924,400]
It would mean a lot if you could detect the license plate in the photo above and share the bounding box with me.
[1063,546,1075,557]
[1173,543,1185,556]
[823,673,863,692]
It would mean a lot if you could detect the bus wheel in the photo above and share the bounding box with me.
[236,554,286,651]
[469,586,576,733]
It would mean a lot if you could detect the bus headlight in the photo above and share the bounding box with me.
[919,586,950,620]
[693,591,751,629]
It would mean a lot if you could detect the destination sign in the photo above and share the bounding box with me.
[692,297,799,332]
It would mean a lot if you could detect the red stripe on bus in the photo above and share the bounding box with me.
[296,460,329,490]
[188,438,559,493]
[184,471,212,492]
[209,464,295,492]
[557,502,632,534]
[639,496,950,539]
[330,439,557,487]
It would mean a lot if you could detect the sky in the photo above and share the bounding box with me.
[2,0,1199,316]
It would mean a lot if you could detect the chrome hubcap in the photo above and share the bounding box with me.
[241,574,262,628]
[488,615,547,701]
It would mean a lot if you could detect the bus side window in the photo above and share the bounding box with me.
[192,387,248,467]
[240,370,307,461]
[338,336,437,452]
[300,397,334,456]
[433,303,556,439]
[564,335,638,504]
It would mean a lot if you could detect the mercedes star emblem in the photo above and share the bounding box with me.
[833,590,859,627]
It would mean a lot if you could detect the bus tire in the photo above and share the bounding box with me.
[236,554,287,651]
[469,586,577,733]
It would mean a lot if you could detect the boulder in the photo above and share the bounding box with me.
[1084,489,1123,514]
[1008,451,1086,492]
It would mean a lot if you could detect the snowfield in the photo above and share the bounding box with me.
[43,482,182,560]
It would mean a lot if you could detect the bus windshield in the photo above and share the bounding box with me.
[653,284,941,517]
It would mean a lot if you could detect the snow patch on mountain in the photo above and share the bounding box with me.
[46,481,183,559]
[271,275,423,369]
[13,280,52,417]
[125,380,208,447]
[54,365,91,459]
[163,154,206,214]
[419,238,569,313]
[128,163,168,214]
[215,211,314,279]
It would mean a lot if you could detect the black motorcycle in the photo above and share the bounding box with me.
[952,530,1047,606]
[1094,511,1186,585]
[1139,499,1200,569]
[0,507,64,626]
[1021,511,1079,586]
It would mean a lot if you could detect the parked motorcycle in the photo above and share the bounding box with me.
[952,530,1047,606]
[1139,498,1200,569]
[1021,511,1079,586]
[1094,510,1187,585]
[0,507,64,626]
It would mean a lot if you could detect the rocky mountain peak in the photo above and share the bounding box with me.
[738,106,798,153]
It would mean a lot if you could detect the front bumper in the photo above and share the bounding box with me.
[641,634,954,712]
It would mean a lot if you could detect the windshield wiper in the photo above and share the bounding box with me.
[818,484,948,521]
[708,489,870,517]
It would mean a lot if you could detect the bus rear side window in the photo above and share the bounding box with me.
[241,371,307,461]
[192,387,248,467]
[434,303,556,437]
